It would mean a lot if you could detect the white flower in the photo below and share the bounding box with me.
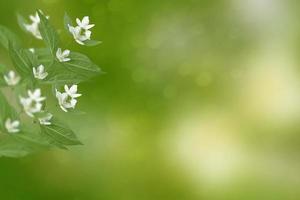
[64,85,82,98]
[56,48,71,62]
[4,70,21,86]
[38,113,53,125]
[56,84,81,112]
[33,65,48,80]
[68,16,94,45]
[20,97,43,117]
[56,90,77,112]
[68,25,91,45]
[5,118,20,133]
[25,23,42,39]
[24,12,42,40]
[24,11,49,40]
[28,89,46,102]
[76,16,95,30]
[20,89,46,117]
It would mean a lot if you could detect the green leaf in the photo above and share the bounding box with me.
[64,12,73,31]
[63,52,101,76]
[37,10,59,55]
[45,72,88,84]
[16,13,29,33]
[0,133,49,158]
[43,61,89,85]
[83,40,102,46]
[34,48,53,66]
[9,44,37,77]
[0,25,21,49]
[0,91,18,131]
[40,119,82,147]
[43,52,102,85]
[0,74,7,87]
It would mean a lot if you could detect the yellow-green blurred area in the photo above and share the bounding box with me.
[2,0,300,199]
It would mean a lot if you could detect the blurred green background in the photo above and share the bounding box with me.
[1,0,300,199]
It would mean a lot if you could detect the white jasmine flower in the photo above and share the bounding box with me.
[76,16,95,30]
[33,64,48,80]
[5,118,20,133]
[56,48,71,62]
[4,70,21,86]
[56,90,77,112]
[20,89,45,117]
[64,85,82,98]
[56,84,81,112]
[38,113,53,125]
[68,25,91,45]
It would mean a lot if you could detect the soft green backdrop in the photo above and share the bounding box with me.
[1,0,300,199]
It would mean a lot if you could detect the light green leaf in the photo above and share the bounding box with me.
[63,51,102,76]
[0,25,21,49]
[16,13,29,33]
[0,66,8,87]
[40,119,82,147]
[37,10,59,55]
[64,12,73,31]
[0,74,7,87]
[0,91,18,132]
[0,90,17,119]
[43,55,101,85]
[83,40,102,46]
[9,44,37,77]
[43,61,90,84]
[0,133,49,158]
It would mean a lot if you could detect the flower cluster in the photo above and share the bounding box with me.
[2,12,90,131]
[0,9,101,157]
[68,16,95,45]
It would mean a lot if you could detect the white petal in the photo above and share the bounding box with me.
[69,85,78,94]
[64,85,70,93]
[82,16,89,25]
[70,98,77,108]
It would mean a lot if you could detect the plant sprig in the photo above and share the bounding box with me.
[0,9,102,157]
